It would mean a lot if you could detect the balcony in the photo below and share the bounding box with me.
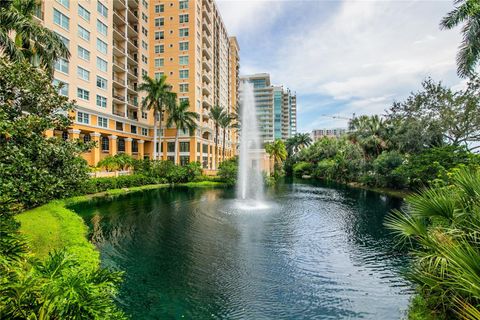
[128,0,139,10]
[202,16,212,35]
[113,41,125,57]
[202,58,212,72]
[113,11,126,25]
[113,74,126,88]
[203,0,212,12]
[202,71,212,85]
[113,57,125,72]
[203,34,212,49]
[113,94,126,103]
[202,84,212,96]
[127,24,138,38]
[113,109,126,117]
[113,0,126,10]
[202,45,212,60]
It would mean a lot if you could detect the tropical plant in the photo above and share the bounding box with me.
[218,157,238,186]
[166,99,199,165]
[349,115,389,158]
[265,139,287,177]
[440,0,480,77]
[385,167,480,319]
[209,105,226,169]
[138,75,176,160]
[218,113,234,161]
[0,0,70,75]
[97,154,136,171]
[286,133,313,156]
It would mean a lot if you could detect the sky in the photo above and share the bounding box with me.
[216,0,464,133]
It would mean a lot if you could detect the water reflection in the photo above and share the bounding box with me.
[72,182,411,319]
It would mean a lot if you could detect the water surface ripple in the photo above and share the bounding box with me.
[74,180,412,319]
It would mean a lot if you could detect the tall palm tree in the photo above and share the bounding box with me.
[0,0,70,75]
[295,133,312,150]
[265,139,287,177]
[441,0,480,77]
[138,75,175,160]
[218,113,234,161]
[166,99,199,165]
[349,115,388,158]
[209,105,225,169]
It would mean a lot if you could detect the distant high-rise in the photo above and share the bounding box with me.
[241,73,297,143]
[34,0,239,169]
[311,128,347,141]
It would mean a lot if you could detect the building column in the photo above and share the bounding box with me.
[109,135,117,156]
[91,132,101,165]
[138,140,145,159]
[125,138,132,155]
[68,129,80,140]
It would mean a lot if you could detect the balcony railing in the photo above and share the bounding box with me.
[113,94,126,102]
[113,109,126,117]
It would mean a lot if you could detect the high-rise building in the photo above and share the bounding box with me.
[311,128,347,141]
[241,73,297,143]
[35,0,239,169]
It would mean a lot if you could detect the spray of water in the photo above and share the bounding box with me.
[237,82,265,203]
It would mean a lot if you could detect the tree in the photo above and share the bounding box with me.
[166,99,199,165]
[0,0,70,75]
[387,77,480,151]
[441,0,480,77]
[209,105,226,169]
[265,139,287,177]
[218,113,234,161]
[349,115,390,158]
[285,133,312,156]
[138,75,175,160]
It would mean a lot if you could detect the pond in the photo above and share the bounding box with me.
[73,180,412,319]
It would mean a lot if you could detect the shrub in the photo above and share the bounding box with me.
[97,154,136,171]
[293,161,314,177]
[85,174,161,193]
[371,151,407,188]
[218,158,238,186]
[314,159,336,180]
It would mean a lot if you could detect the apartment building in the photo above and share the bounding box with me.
[241,73,297,144]
[36,0,239,169]
[311,128,347,141]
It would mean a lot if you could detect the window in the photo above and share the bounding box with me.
[179,55,188,65]
[141,55,147,64]
[96,76,107,89]
[83,134,91,143]
[180,142,190,152]
[78,5,90,21]
[101,136,109,151]
[141,128,148,136]
[97,20,107,36]
[141,40,148,50]
[142,12,148,22]
[53,9,69,30]
[78,46,90,61]
[154,44,164,54]
[179,97,189,104]
[167,142,175,152]
[179,14,189,23]
[179,42,189,51]
[131,125,137,134]
[98,116,108,128]
[116,121,123,131]
[154,72,164,80]
[154,31,164,40]
[142,26,148,36]
[77,88,90,100]
[56,0,69,8]
[96,95,107,108]
[142,0,148,8]
[179,70,189,79]
[78,25,90,41]
[142,69,148,76]
[180,156,189,166]
[155,4,164,13]
[141,112,148,120]
[154,58,164,68]
[77,111,89,124]
[55,58,69,73]
[179,1,188,9]
[179,83,189,92]
[96,57,107,72]
[96,38,107,54]
[53,79,68,96]
[179,28,189,37]
[77,66,90,81]
[55,32,69,48]
[155,17,164,27]
[132,140,138,153]
[202,144,208,153]
[97,1,108,18]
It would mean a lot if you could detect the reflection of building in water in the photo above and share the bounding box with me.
[311,128,347,141]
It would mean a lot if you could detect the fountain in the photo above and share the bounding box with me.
[236,81,266,206]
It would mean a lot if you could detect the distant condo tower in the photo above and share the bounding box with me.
[240,73,297,143]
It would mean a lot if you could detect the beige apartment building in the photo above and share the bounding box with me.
[36,0,239,169]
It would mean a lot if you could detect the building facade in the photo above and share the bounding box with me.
[36,0,239,169]
[311,128,347,141]
[241,74,297,144]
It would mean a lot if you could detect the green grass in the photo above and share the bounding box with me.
[15,181,224,270]
[407,295,443,320]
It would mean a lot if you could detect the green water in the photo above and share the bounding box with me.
[74,180,412,319]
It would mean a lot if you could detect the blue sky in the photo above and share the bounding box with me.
[217,0,464,133]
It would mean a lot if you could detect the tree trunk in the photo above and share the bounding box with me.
[222,128,226,161]
[153,111,158,160]
[174,130,179,165]
[214,125,218,170]
[158,105,163,160]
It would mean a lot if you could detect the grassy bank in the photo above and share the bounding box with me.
[16,181,225,266]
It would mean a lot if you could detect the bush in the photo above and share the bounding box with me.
[85,174,161,193]
[293,161,314,178]
[97,154,136,171]
[133,160,202,183]
[371,151,407,188]
[218,158,238,186]
[314,159,336,180]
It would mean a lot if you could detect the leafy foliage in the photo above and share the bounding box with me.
[218,158,238,186]
[97,154,136,171]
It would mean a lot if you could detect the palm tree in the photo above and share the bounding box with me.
[349,115,388,158]
[218,113,234,161]
[0,0,70,75]
[138,75,175,160]
[285,133,312,156]
[441,1,480,77]
[265,139,287,177]
[166,99,199,165]
[209,105,225,169]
